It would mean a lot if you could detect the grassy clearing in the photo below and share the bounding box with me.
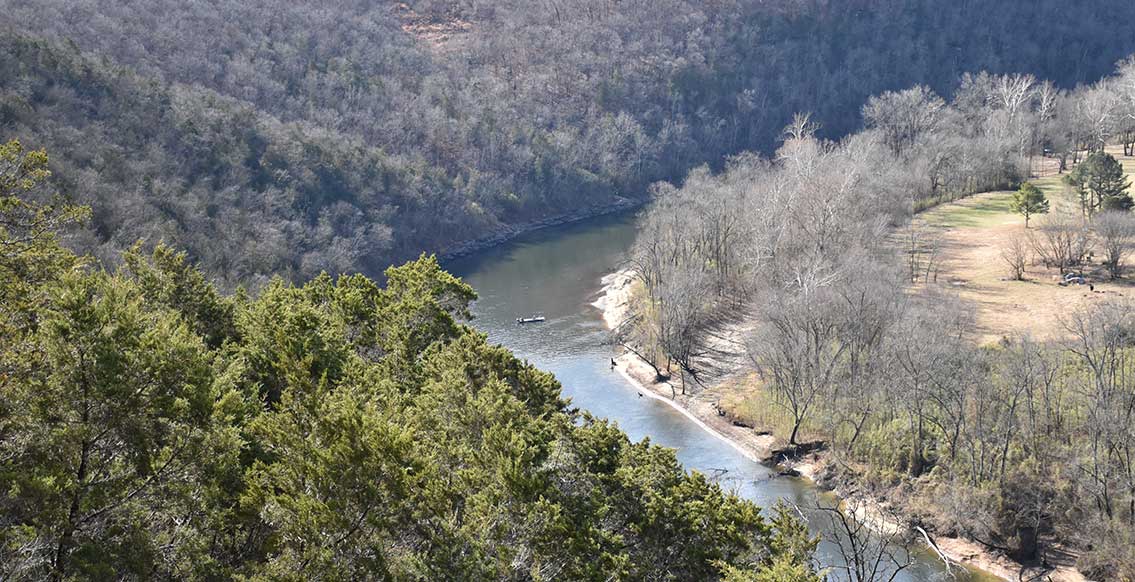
[915,147,1135,344]
[919,190,1017,229]
[920,150,1135,231]
[720,149,1135,432]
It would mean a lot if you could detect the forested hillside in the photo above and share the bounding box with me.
[3,0,1135,283]
[0,141,822,580]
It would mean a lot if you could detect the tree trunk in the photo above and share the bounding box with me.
[846,411,870,450]
[910,414,926,477]
[53,437,91,580]
[1015,526,1039,563]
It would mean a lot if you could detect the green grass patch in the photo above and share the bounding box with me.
[919,190,1016,229]
[917,151,1135,229]
[1031,174,1081,214]
[919,155,1135,228]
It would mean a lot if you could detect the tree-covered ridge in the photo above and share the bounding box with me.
[0,142,819,580]
[3,0,1135,284]
[0,35,468,286]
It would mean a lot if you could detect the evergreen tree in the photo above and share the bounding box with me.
[1065,152,1132,216]
[1010,182,1050,227]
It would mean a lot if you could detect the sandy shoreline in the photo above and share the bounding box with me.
[591,269,1087,582]
[590,270,776,463]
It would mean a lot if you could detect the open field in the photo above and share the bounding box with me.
[914,147,1135,344]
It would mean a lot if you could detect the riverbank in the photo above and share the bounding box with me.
[590,270,776,463]
[592,269,1088,582]
[441,197,641,260]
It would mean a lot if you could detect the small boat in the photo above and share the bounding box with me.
[516,315,546,325]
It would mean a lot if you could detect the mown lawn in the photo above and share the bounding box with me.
[919,190,1017,229]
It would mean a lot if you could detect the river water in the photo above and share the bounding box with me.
[447,211,994,581]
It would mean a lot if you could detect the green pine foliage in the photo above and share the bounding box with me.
[1010,181,1050,227]
[0,142,820,580]
[1065,151,1134,215]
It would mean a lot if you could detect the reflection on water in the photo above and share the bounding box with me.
[446,211,992,582]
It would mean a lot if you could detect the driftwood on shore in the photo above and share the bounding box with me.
[766,440,827,465]
[915,526,955,573]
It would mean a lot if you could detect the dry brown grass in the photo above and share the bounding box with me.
[915,147,1135,345]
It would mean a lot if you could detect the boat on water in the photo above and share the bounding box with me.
[516,315,546,324]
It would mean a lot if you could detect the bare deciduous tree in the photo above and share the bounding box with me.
[1061,301,1135,531]
[1093,211,1135,279]
[813,499,916,582]
[1000,231,1031,280]
[862,86,946,157]
[1030,214,1092,274]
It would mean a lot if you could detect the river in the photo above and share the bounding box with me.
[446,211,995,581]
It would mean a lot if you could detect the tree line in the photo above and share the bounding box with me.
[2,0,1135,285]
[621,60,1135,578]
